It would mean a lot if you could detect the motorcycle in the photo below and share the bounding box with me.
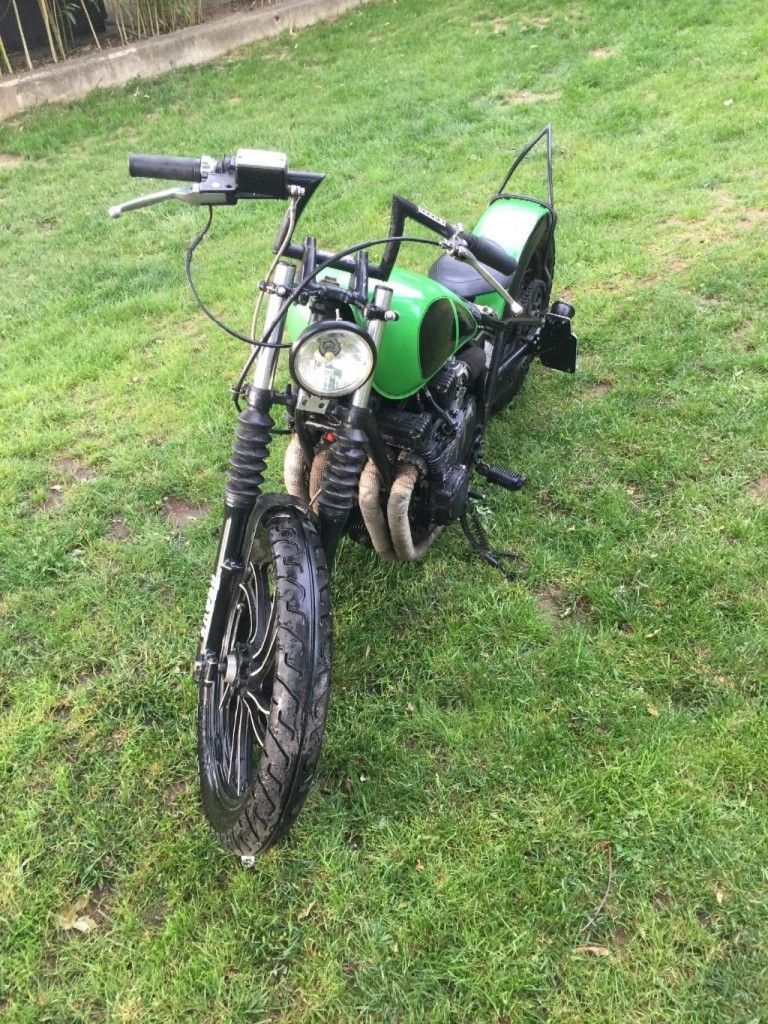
[109,125,577,860]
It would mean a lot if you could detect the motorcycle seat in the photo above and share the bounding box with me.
[427,252,517,300]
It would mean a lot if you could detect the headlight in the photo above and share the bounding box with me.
[290,321,376,398]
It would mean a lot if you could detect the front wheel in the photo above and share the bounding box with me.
[197,504,332,858]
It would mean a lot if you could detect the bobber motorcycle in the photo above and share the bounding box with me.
[109,125,577,860]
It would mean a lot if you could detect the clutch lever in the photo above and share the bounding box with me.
[108,181,233,219]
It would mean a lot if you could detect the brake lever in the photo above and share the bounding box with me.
[108,181,233,219]
[442,236,524,316]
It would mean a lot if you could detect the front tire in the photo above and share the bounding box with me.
[198,504,332,857]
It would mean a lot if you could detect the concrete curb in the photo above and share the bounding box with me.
[0,0,366,122]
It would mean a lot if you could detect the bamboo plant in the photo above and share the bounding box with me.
[0,0,272,73]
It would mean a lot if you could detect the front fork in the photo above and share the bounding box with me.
[314,284,393,566]
[196,262,295,684]
[195,270,394,683]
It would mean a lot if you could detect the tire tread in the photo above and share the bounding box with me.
[198,507,332,857]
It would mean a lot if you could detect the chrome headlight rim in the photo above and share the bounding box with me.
[289,320,377,399]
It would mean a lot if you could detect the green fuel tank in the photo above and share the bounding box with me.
[284,196,551,400]
[285,267,477,401]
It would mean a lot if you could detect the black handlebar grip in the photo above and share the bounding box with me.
[128,153,203,182]
[461,232,518,276]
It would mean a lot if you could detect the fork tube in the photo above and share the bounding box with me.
[316,286,394,567]
[197,262,296,683]
[250,261,295,393]
[351,285,393,408]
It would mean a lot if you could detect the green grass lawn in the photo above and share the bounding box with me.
[1,0,767,1020]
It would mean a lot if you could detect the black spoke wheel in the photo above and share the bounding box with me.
[198,505,332,857]
[489,252,552,413]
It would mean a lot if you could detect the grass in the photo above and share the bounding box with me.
[1,0,767,1020]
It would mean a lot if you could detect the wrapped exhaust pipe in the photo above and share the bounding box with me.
[283,436,331,511]
[308,445,332,511]
[387,462,442,561]
[358,459,397,560]
[283,434,309,503]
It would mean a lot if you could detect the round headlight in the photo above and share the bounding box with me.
[290,321,376,398]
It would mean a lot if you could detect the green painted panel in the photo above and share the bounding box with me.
[371,267,473,399]
[471,196,550,314]
[284,267,475,401]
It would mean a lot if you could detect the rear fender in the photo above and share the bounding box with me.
[470,196,554,315]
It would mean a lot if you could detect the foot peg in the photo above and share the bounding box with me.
[476,461,526,491]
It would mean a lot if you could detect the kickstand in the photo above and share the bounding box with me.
[460,498,520,581]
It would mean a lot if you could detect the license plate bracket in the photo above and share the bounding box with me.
[538,312,577,373]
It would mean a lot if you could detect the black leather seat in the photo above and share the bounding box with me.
[428,252,517,300]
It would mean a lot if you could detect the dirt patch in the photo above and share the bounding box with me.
[107,517,133,541]
[738,208,768,228]
[54,887,110,936]
[751,475,768,498]
[38,485,65,513]
[651,890,673,911]
[563,595,594,624]
[624,482,644,508]
[109,728,129,749]
[536,586,564,623]
[0,154,24,169]
[500,89,561,106]
[659,191,768,246]
[730,321,757,351]
[76,663,109,685]
[588,380,613,398]
[54,457,98,482]
[144,902,168,929]
[162,497,210,528]
[667,258,689,273]
[51,701,73,722]
[522,15,552,28]
[536,588,595,626]
[162,779,188,809]
[37,458,99,512]
[590,46,614,58]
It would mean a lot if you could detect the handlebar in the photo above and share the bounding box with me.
[113,152,519,306]
[380,193,517,279]
[111,149,326,222]
[127,149,288,197]
[129,153,206,182]
[460,231,517,277]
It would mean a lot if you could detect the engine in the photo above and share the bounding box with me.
[283,344,487,560]
[373,346,485,525]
